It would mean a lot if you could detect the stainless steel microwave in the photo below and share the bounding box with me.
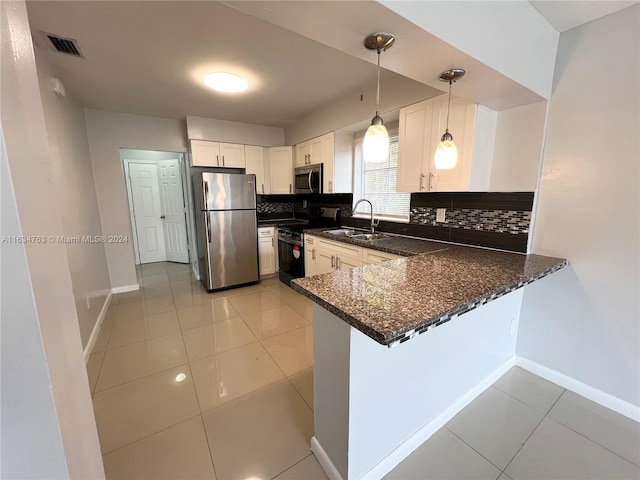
[294,164,323,194]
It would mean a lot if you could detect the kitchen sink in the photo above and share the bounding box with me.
[324,229,357,236]
[350,233,388,241]
[323,229,390,241]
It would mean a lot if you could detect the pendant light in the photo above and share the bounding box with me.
[363,33,395,163]
[435,68,465,170]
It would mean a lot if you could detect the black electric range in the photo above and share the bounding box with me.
[277,208,340,285]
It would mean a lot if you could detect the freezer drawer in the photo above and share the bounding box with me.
[201,210,259,290]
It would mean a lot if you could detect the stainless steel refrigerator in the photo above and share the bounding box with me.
[192,172,259,291]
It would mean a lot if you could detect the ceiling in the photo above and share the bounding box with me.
[26,1,636,129]
[529,0,637,32]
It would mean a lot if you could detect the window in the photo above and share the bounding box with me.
[353,134,410,220]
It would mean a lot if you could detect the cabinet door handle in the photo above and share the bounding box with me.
[271,238,274,247]
[329,180,333,193]
[216,155,220,166]
[222,155,225,166]
[289,184,292,193]
[331,255,335,268]
[336,257,341,270]
[261,184,265,194]
[312,249,316,260]
[419,173,424,191]
[429,172,435,191]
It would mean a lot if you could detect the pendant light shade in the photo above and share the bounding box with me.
[363,33,395,163]
[363,117,390,163]
[435,68,465,170]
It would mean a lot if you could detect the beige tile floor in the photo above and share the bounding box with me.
[88,262,640,480]
[89,262,324,479]
[385,367,640,480]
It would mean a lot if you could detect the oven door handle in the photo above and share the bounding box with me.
[278,235,303,247]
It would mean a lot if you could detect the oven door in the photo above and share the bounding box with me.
[277,235,305,283]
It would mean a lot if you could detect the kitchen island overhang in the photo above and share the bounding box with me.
[291,244,566,479]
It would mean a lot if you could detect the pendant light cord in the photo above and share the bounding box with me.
[375,49,381,116]
[445,79,452,132]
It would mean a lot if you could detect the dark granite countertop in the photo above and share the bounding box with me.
[304,228,449,256]
[291,233,567,347]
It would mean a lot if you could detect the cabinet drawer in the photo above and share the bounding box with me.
[258,227,274,237]
[304,235,316,247]
[318,238,361,261]
[362,248,403,265]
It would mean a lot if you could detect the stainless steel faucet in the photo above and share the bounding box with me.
[353,198,377,233]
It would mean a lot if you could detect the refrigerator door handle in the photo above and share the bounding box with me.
[203,180,209,210]
[205,212,212,243]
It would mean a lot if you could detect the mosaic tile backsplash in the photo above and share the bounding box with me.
[256,202,296,215]
[410,207,531,235]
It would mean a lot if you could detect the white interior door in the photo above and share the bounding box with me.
[129,163,166,264]
[157,159,189,263]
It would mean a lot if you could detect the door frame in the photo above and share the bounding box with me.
[122,154,191,265]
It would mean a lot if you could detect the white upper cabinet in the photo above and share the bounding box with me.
[190,140,246,168]
[294,132,343,193]
[190,140,221,167]
[295,135,326,167]
[295,143,310,167]
[219,143,246,168]
[268,146,293,194]
[245,145,267,194]
[397,94,494,192]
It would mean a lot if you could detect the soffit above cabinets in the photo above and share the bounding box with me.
[28,1,624,128]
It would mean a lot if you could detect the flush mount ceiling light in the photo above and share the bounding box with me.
[204,72,248,93]
[363,32,395,163]
[435,68,465,170]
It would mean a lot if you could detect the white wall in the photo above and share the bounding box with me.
[285,70,439,145]
[33,48,111,348]
[0,1,104,477]
[518,5,640,408]
[186,115,284,146]
[380,0,559,99]
[84,109,188,288]
[490,101,547,192]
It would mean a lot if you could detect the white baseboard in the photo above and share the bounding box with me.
[359,355,516,479]
[191,263,200,281]
[112,283,140,294]
[310,436,344,480]
[83,291,113,363]
[516,356,640,422]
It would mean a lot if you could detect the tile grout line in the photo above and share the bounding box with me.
[175,301,220,480]
[444,426,505,473]
[269,453,314,480]
[498,388,567,476]
[100,413,202,458]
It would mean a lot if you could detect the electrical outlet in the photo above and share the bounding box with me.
[436,208,446,223]
[510,318,518,335]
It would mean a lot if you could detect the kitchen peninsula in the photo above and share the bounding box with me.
[292,236,566,479]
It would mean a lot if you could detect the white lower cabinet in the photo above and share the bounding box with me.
[316,238,362,274]
[306,236,405,275]
[304,235,319,277]
[258,227,276,277]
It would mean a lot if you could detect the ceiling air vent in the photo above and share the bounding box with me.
[40,32,85,58]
